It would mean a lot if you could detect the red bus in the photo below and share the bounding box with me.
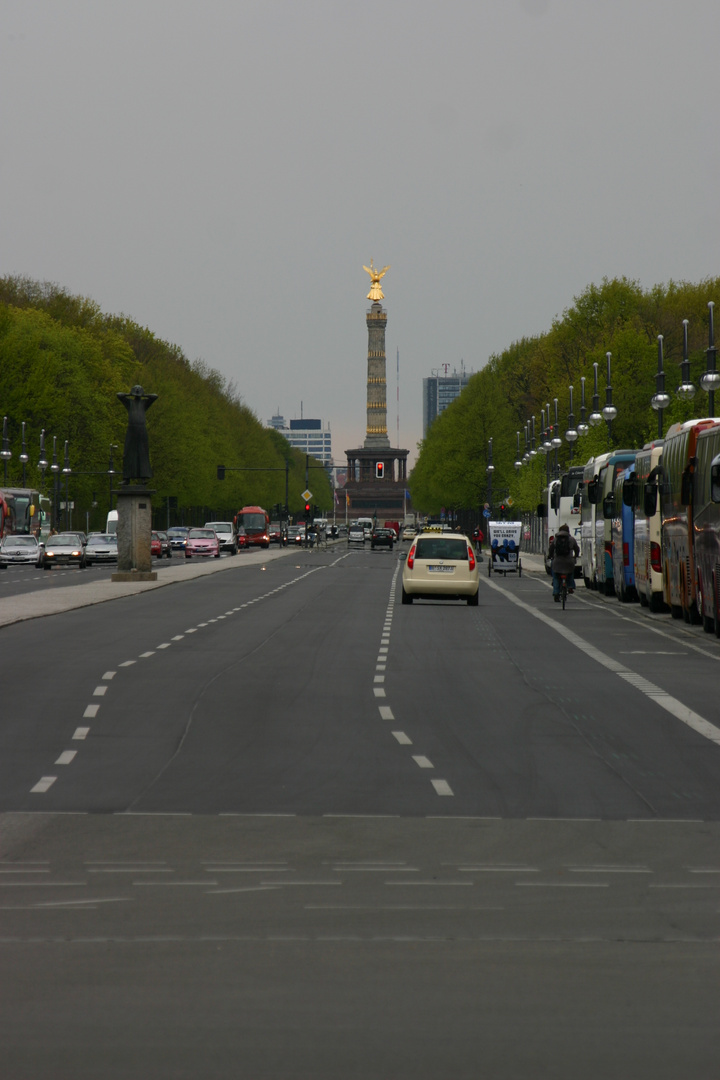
[235,505,270,548]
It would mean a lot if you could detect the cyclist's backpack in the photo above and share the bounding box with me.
[554,532,571,557]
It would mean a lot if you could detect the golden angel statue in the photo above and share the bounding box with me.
[363,258,390,301]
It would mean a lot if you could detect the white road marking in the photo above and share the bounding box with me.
[374,675,385,683]
[413,756,434,769]
[392,731,412,745]
[102,671,116,680]
[30,777,56,793]
[55,751,77,765]
[73,727,90,740]
[379,646,389,653]
[83,705,99,719]
[484,576,720,746]
[157,643,171,649]
[139,651,155,659]
[93,686,107,696]
[373,688,386,697]
[431,779,454,796]
[185,628,197,633]
[119,660,136,667]
[378,706,394,720]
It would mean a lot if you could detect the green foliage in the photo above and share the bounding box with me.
[411,276,720,513]
[0,277,333,518]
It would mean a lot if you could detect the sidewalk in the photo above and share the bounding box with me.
[0,546,295,629]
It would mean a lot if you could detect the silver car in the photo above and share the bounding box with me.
[84,534,118,565]
[0,534,43,568]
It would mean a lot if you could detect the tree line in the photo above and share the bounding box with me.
[0,277,333,526]
[410,276,720,515]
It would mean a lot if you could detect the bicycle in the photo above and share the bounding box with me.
[558,572,575,610]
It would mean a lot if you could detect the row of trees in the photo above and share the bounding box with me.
[0,277,333,525]
[410,276,720,515]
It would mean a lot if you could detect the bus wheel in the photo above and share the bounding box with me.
[649,591,664,613]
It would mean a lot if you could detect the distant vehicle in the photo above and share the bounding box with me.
[356,516,374,539]
[84,534,118,565]
[347,524,365,545]
[0,487,44,539]
[538,467,583,576]
[371,528,394,550]
[40,534,86,570]
[155,530,172,557]
[401,530,479,605]
[0,534,43,568]
[383,520,400,539]
[286,525,304,545]
[611,467,636,602]
[236,506,270,548]
[236,526,249,550]
[204,521,238,555]
[106,509,118,535]
[632,440,665,612]
[167,527,191,552]
[185,528,221,558]
[402,526,417,541]
[268,522,285,544]
[693,422,720,633]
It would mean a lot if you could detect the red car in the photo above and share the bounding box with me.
[185,528,221,558]
[151,531,172,558]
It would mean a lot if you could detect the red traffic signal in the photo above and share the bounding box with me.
[375,461,384,479]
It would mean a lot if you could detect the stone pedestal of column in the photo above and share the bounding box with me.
[111,487,157,582]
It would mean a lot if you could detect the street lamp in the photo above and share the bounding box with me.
[602,351,617,444]
[588,363,603,427]
[578,376,589,436]
[677,319,696,401]
[530,416,538,458]
[486,438,494,513]
[650,335,671,438]
[19,422,28,487]
[700,301,720,415]
[514,431,522,471]
[108,443,118,512]
[1,416,11,485]
[38,429,48,474]
[50,436,61,529]
[62,440,71,530]
[565,385,578,461]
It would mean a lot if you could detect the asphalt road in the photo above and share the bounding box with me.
[2,544,719,1078]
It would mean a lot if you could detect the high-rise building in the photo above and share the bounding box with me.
[268,413,333,467]
[422,367,473,437]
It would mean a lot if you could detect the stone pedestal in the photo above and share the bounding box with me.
[111,487,157,582]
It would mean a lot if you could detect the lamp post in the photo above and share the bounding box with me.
[514,431,522,472]
[578,377,589,436]
[50,436,61,529]
[677,319,696,402]
[1,417,11,486]
[602,351,617,445]
[486,438,494,514]
[565,385,578,462]
[700,301,720,416]
[551,398,562,479]
[650,335,671,438]
[588,363,603,427]
[62,440,71,531]
[19,423,28,487]
[108,444,118,512]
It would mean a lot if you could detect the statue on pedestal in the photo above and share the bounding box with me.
[116,385,158,484]
[363,259,390,302]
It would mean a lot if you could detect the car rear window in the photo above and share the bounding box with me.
[415,538,469,560]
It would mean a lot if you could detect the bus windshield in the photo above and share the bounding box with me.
[239,513,266,532]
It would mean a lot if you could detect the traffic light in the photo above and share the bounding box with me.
[304,502,311,519]
[217,465,226,480]
[375,461,384,479]
[499,503,506,519]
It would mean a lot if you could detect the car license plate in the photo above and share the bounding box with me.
[428,565,454,573]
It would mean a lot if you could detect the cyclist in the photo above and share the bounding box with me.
[549,523,579,603]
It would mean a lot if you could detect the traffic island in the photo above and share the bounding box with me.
[111,486,157,583]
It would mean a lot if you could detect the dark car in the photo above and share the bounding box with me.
[371,528,394,550]
[167,527,191,552]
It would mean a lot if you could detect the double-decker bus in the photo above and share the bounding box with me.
[661,417,720,621]
[235,505,270,548]
[0,488,45,538]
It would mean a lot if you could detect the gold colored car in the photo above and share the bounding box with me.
[401,530,479,606]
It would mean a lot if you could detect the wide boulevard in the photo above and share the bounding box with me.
[1,543,719,1078]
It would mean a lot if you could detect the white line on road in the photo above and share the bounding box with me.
[378,706,394,720]
[83,705,99,718]
[55,751,77,765]
[413,756,434,769]
[431,779,454,796]
[93,686,107,696]
[30,777,56,793]
[373,688,386,697]
[392,732,412,745]
[73,728,90,740]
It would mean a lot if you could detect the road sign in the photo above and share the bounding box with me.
[483,508,491,518]
[301,489,313,502]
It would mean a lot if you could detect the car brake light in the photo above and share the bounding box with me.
[650,541,662,573]
[467,546,476,571]
[407,544,416,570]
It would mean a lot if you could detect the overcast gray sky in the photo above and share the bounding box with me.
[2,0,718,469]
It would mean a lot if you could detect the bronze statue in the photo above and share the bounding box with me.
[363,259,390,301]
[117,385,158,484]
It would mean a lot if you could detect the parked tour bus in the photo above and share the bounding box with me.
[631,440,665,612]
[588,449,637,595]
[236,505,270,548]
[539,466,584,576]
[611,466,636,602]
[661,417,720,621]
[580,453,611,589]
[690,422,720,634]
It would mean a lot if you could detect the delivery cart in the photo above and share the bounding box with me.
[488,520,522,577]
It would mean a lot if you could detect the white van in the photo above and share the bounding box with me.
[106,510,118,535]
[356,516,374,539]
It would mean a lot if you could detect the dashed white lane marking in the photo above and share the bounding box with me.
[373,688,386,698]
[374,675,385,683]
[413,756,434,769]
[73,727,90,740]
[431,780,454,796]
[157,643,171,650]
[185,629,197,634]
[31,777,56,793]
[119,660,136,667]
[139,651,155,658]
[484,576,720,746]
[83,705,100,719]
[93,686,107,696]
[55,751,77,765]
[392,732,412,745]
[102,671,116,680]
[378,706,394,720]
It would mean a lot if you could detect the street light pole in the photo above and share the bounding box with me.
[650,335,671,438]
[700,300,720,416]
[1,417,11,486]
[565,385,578,462]
[486,438,494,515]
[602,352,618,445]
